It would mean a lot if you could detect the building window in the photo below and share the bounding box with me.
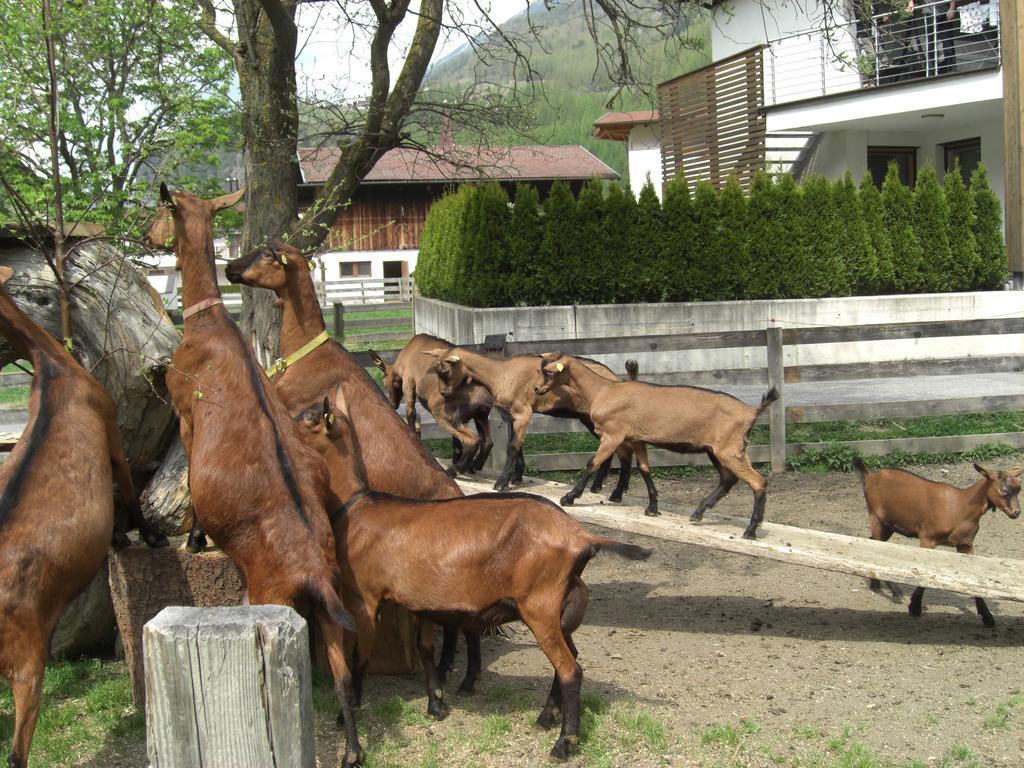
[944,138,981,183]
[340,261,371,278]
[867,147,917,188]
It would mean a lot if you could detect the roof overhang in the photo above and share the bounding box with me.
[763,69,1003,134]
[591,110,660,141]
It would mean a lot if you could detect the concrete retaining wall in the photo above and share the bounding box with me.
[414,292,1024,375]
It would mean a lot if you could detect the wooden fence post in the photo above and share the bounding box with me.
[488,408,510,472]
[766,326,786,473]
[144,605,315,768]
[333,302,344,341]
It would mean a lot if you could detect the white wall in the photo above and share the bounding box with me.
[319,249,417,281]
[626,123,663,198]
[711,0,833,60]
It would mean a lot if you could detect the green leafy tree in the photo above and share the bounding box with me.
[833,173,877,295]
[508,185,544,306]
[912,163,954,291]
[859,171,895,293]
[660,174,694,301]
[576,178,608,304]
[881,162,925,292]
[715,177,752,300]
[627,180,666,302]
[684,180,719,301]
[970,163,1008,289]
[0,0,236,234]
[536,180,581,305]
[943,161,979,290]
[461,183,511,306]
[601,183,636,302]
[800,174,849,297]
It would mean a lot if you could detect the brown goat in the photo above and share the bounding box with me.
[853,457,1022,626]
[0,267,167,768]
[369,335,494,476]
[223,242,478,691]
[429,348,635,494]
[538,355,778,539]
[297,384,653,762]
[143,188,365,766]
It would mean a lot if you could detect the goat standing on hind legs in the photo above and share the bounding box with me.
[853,457,1022,626]
[296,384,654,761]
[144,186,365,766]
[0,267,167,768]
[538,355,777,539]
[223,243,483,696]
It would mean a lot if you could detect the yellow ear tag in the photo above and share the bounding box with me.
[308,259,316,271]
[555,363,564,372]
[326,412,335,425]
[450,355,460,362]
[278,254,288,265]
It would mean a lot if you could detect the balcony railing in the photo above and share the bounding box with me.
[764,0,1002,107]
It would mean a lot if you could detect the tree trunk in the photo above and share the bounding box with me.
[0,240,179,469]
[234,0,300,361]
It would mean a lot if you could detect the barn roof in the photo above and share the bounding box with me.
[298,145,619,185]
[591,110,661,141]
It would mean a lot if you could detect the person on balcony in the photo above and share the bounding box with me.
[906,0,959,76]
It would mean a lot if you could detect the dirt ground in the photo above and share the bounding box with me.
[305,456,1024,768]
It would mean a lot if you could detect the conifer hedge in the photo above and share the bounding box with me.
[414,163,1008,307]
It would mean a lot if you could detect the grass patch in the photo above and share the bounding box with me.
[700,722,740,746]
[614,708,668,752]
[478,714,512,753]
[0,659,143,768]
[0,385,29,408]
[942,744,980,767]
[982,694,1024,730]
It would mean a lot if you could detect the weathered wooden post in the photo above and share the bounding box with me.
[766,325,786,473]
[333,301,344,341]
[482,333,511,472]
[144,605,314,768]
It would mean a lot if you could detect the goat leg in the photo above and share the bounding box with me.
[185,515,207,554]
[633,445,659,516]
[437,624,458,684]
[6,649,45,768]
[975,596,996,627]
[690,453,737,523]
[908,586,926,617]
[536,672,562,730]
[416,620,450,720]
[590,455,613,492]
[458,629,482,694]
[607,447,633,503]
[470,414,493,472]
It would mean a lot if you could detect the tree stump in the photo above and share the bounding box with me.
[144,605,314,768]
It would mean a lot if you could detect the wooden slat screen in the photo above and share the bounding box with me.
[658,46,766,192]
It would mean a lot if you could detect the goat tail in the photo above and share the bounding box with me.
[852,456,869,481]
[624,359,640,380]
[302,575,357,632]
[754,387,780,417]
[591,536,653,561]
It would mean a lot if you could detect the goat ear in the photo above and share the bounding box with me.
[0,266,13,284]
[421,348,445,359]
[333,383,350,419]
[445,354,460,364]
[974,463,993,479]
[159,183,175,209]
[1011,466,1024,478]
[211,187,245,212]
[368,349,387,372]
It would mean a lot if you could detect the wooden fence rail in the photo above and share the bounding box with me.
[408,316,1024,474]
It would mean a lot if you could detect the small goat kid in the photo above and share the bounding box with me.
[0,267,166,768]
[853,458,1022,626]
[429,348,635,496]
[539,355,778,539]
[297,385,653,761]
[144,188,365,767]
[369,336,494,477]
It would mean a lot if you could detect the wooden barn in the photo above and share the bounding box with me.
[297,144,619,283]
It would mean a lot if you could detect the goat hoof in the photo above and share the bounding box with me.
[185,538,206,554]
[608,491,623,503]
[559,494,575,507]
[908,604,922,618]
[589,482,604,493]
[742,527,757,540]
[342,747,364,767]
[493,480,509,492]
[982,615,996,628]
[111,532,132,551]
[644,507,660,517]
[445,465,460,478]
[535,710,558,730]
[549,736,578,761]
[427,699,450,720]
[689,511,705,523]
[457,677,477,695]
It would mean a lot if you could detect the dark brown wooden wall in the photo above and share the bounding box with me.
[658,46,767,192]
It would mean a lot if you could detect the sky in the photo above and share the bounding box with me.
[294,0,532,101]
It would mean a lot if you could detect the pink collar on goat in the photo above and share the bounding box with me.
[182,297,224,320]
